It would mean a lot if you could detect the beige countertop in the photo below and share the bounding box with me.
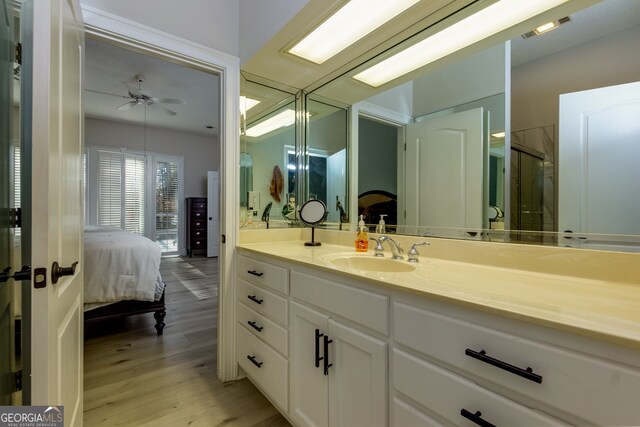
[237,240,640,350]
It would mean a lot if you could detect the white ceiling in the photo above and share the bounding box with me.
[511,0,640,66]
[84,37,220,138]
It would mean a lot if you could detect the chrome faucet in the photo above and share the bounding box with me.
[378,236,404,260]
[407,241,430,263]
[369,237,384,257]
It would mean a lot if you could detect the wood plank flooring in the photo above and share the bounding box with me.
[84,256,290,426]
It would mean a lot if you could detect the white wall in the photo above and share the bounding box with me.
[86,118,219,197]
[239,0,310,64]
[413,44,507,117]
[80,0,240,56]
[511,24,640,132]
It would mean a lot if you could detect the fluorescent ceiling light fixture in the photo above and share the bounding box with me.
[534,21,559,35]
[354,0,569,87]
[240,96,260,115]
[491,131,506,138]
[246,109,295,137]
[288,0,420,64]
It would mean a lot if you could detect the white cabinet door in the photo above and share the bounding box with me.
[290,301,329,427]
[328,319,387,427]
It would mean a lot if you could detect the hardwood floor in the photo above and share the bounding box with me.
[84,256,290,426]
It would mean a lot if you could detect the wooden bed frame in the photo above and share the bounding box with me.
[84,285,167,335]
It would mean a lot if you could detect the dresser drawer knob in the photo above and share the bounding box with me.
[247,320,264,332]
[247,295,264,305]
[247,270,264,277]
[460,409,495,427]
[465,348,543,384]
[247,355,263,368]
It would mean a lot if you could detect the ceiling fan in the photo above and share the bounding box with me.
[87,74,186,116]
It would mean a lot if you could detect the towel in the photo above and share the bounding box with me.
[270,165,284,202]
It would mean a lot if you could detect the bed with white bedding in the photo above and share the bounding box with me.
[83,226,167,335]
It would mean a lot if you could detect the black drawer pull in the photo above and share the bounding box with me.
[247,320,263,332]
[315,329,324,368]
[247,295,264,305]
[323,335,333,375]
[247,355,263,368]
[247,270,264,277]
[461,409,495,427]
[465,348,543,384]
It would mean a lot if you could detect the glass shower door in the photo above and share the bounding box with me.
[510,147,544,232]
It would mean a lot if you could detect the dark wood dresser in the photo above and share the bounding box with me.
[186,197,207,257]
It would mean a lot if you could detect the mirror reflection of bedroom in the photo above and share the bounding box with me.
[82,37,223,415]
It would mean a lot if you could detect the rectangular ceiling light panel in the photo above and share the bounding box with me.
[288,0,420,64]
[354,0,569,87]
[240,96,261,116]
[246,109,296,138]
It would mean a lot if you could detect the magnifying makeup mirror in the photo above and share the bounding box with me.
[299,199,327,246]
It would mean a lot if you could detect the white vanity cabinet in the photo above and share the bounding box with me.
[236,247,640,427]
[289,271,388,427]
[391,298,640,426]
[235,254,290,413]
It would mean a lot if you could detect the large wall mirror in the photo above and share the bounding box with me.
[240,76,349,228]
[309,0,640,252]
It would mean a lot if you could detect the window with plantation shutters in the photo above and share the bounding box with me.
[97,151,122,228]
[87,147,184,254]
[125,155,145,234]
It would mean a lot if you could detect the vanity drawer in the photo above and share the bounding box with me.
[394,301,640,425]
[238,254,289,295]
[237,324,288,413]
[291,271,388,335]
[393,349,566,427]
[393,398,445,427]
[238,279,288,326]
[237,301,288,357]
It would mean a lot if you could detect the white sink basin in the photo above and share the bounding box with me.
[330,256,416,273]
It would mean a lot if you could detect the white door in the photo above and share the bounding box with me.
[207,171,219,257]
[405,109,484,232]
[559,81,640,240]
[290,301,329,427]
[328,319,387,427]
[28,0,84,423]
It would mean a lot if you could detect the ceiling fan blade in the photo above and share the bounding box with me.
[117,101,138,111]
[121,80,143,97]
[149,102,177,116]
[86,89,129,99]
[151,97,186,105]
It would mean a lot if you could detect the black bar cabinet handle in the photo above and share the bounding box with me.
[323,335,333,375]
[460,409,496,427]
[247,320,263,332]
[465,348,543,384]
[315,329,324,368]
[247,270,264,277]
[247,355,263,368]
[247,295,264,305]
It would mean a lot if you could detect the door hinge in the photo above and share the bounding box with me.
[8,208,21,228]
[14,370,22,392]
[14,42,21,65]
[404,143,407,151]
[221,234,226,244]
